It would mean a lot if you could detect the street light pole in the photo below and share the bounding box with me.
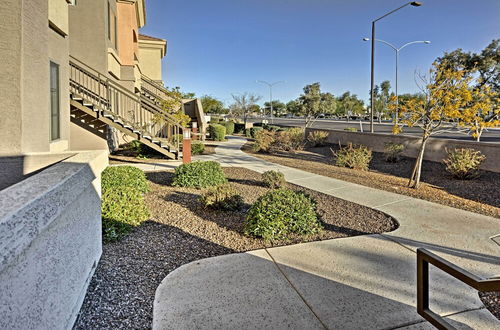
[368,1,422,133]
[364,38,431,124]
[257,80,284,124]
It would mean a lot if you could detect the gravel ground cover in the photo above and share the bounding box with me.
[74,167,396,329]
[479,291,500,320]
[242,142,500,218]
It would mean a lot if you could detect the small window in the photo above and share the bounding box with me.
[50,62,60,141]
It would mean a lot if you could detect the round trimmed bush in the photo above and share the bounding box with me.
[244,189,322,240]
[172,161,227,188]
[262,170,286,189]
[200,183,244,211]
[191,141,205,155]
[223,121,235,135]
[102,166,149,193]
[208,124,226,141]
[101,187,150,242]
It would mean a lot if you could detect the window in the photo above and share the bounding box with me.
[50,62,60,141]
[108,2,118,50]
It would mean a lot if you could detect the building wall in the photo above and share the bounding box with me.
[69,0,108,75]
[0,150,108,330]
[308,128,500,173]
[138,41,165,82]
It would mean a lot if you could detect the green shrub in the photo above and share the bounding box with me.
[200,183,244,211]
[245,128,252,138]
[222,121,235,135]
[101,187,150,242]
[168,134,183,146]
[102,166,150,193]
[234,123,245,134]
[344,127,358,132]
[443,148,486,179]
[191,141,205,155]
[208,124,226,141]
[253,129,275,152]
[307,130,329,147]
[172,161,227,188]
[384,142,405,162]
[244,189,322,240]
[251,127,264,138]
[333,143,372,171]
[262,170,286,189]
[125,140,162,157]
[271,127,305,152]
[263,125,281,131]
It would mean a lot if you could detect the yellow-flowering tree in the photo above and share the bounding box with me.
[458,81,499,141]
[390,61,471,188]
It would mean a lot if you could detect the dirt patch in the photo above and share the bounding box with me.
[242,142,500,219]
[74,167,397,329]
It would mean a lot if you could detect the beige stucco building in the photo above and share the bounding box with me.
[0,0,204,328]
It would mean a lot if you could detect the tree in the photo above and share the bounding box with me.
[298,83,322,127]
[336,92,365,121]
[319,92,337,116]
[286,100,301,116]
[437,39,499,93]
[437,39,500,140]
[200,95,226,114]
[230,93,262,126]
[390,60,472,188]
[263,100,286,117]
[458,73,499,141]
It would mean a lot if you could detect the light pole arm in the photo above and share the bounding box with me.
[373,2,412,22]
[399,40,431,51]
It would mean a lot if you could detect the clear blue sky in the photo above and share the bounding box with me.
[140,0,500,106]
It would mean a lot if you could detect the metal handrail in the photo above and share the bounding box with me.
[417,248,500,329]
[69,59,183,153]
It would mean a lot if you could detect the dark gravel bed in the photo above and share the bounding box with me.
[480,291,500,320]
[243,143,500,218]
[74,167,396,329]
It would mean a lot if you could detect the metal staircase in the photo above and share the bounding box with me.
[69,57,184,160]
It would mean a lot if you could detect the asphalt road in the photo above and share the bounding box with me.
[247,118,500,143]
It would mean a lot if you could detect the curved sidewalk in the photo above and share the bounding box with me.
[154,136,499,329]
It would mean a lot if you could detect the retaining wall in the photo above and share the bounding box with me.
[306,128,500,173]
[0,150,108,330]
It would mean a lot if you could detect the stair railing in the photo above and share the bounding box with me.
[417,248,500,329]
[69,57,183,154]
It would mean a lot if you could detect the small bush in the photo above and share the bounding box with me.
[443,148,486,179]
[208,124,226,141]
[271,127,305,152]
[253,129,275,152]
[222,121,235,135]
[168,134,183,145]
[251,127,264,138]
[172,161,227,188]
[234,123,245,134]
[244,189,322,240]
[262,170,286,189]
[125,140,163,157]
[200,183,244,211]
[102,166,150,193]
[191,141,205,155]
[344,127,358,132]
[384,142,405,163]
[307,130,329,147]
[101,187,150,242]
[333,143,372,171]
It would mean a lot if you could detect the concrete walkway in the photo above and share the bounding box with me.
[148,137,499,329]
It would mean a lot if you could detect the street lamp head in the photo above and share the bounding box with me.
[410,1,422,6]
[363,38,370,41]
[424,40,431,44]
